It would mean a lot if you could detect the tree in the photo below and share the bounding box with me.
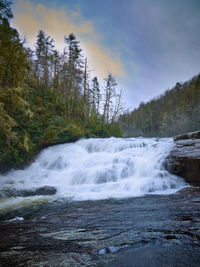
[52,49,61,91]
[64,33,83,120]
[0,0,31,158]
[0,0,29,117]
[0,21,29,89]
[119,73,200,137]
[0,0,13,24]
[91,76,100,114]
[111,89,123,123]
[103,73,117,123]
[34,30,54,99]
[0,0,124,166]
[82,57,91,121]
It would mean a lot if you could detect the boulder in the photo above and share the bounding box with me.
[174,130,200,141]
[0,186,57,198]
[167,133,200,185]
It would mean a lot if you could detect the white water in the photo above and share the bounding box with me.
[0,137,186,209]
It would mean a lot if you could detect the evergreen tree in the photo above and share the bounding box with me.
[0,0,13,24]
[119,74,200,137]
[103,73,117,123]
[0,0,31,161]
[34,30,54,99]
[0,2,123,167]
[64,33,83,120]
[80,57,92,123]
[91,76,100,114]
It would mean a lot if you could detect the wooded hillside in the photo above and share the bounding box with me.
[119,75,200,137]
[0,0,122,166]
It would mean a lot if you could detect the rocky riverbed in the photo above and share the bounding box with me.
[0,188,200,267]
[0,136,199,266]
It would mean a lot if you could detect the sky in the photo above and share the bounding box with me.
[12,0,200,110]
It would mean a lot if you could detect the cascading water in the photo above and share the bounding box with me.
[0,137,186,211]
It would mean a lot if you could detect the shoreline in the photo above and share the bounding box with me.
[0,137,80,174]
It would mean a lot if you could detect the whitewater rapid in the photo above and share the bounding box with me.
[0,138,186,211]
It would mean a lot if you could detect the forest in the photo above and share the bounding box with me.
[0,1,123,166]
[1,0,200,168]
[118,74,200,137]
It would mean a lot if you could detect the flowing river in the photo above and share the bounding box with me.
[0,138,200,266]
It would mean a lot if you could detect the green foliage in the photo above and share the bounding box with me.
[0,102,17,142]
[0,3,123,167]
[58,124,84,141]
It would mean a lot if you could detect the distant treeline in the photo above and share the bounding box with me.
[118,74,200,137]
[0,0,122,165]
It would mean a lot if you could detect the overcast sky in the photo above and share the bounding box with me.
[12,0,200,110]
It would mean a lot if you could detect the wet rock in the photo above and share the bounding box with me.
[167,134,200,186]
[98,245,129,255]
[164,235,178,240]
[0,162,12,174]
[178,187,200,195]
[1,194,200,266]
[174,130,200,141]
[0,186,57,198]
[30,186,57,196]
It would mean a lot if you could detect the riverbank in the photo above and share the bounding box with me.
[0,137,80,174]
[0,124,122,174]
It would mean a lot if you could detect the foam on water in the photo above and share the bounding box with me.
[0,137,186,207]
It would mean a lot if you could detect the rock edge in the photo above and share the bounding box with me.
[167,131,200,186]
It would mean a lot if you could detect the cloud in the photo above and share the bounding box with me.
[82,41,125,80]
[12,0,125,80]
[12,0,93,47]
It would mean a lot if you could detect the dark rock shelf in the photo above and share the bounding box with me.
[174,130,200,141]
[167,131,200,185]
[0,186,57,198]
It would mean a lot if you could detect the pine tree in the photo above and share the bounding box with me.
[91,76,100,114]
[64,33,83,120]
[0,0,13,24]
[82,57,91,121]
[103,73,117,123]
[52,49,61,91]
[0,1,123,166]
[34,30,54,100]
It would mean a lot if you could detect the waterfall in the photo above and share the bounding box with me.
[0,137,186,206]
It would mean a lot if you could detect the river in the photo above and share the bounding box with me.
[0,137,200,266]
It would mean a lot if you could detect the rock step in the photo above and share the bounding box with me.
[0,186,57,198]
[174,130,200,141]
[167,132,200,186]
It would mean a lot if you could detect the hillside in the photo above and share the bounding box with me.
[118,74,200,137]
[0,1,122,167]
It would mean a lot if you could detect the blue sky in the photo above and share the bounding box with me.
[12,0,200,109]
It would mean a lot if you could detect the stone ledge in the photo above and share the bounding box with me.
[167,131,200,186]
[174,130,200,141]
